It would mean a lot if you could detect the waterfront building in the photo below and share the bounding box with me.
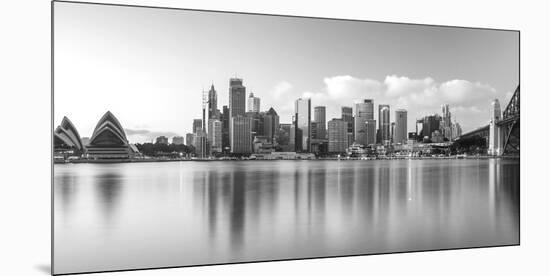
[86,111,131,160]
[208,84,219,119]
[193,119,202,134]
[172,136,184,145]
[354,99,374,145]
[394,109,408,144]
[328,118,348,153]
[185,133,194,147]
[366,119,377,145]
[54,116,85,156]
[222,105,230,152]
[247,92,260,113]
[208,119,223,153]
[230,115,252,154]
[378,105,391,144]
[155,136,169,145]
[488,99,503,155]
[229,78,246,117]
[294,98,311,152]
[314,106,326,139]
[253,136,275,153]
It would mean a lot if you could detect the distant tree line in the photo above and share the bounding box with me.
[450,135,487,155]
[135,143,194,157]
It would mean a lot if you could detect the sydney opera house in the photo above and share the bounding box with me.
[54,111,138,161]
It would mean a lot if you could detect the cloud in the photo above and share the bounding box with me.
[125,128,180,144]
[324,75,383,101]
[264,75,503,132]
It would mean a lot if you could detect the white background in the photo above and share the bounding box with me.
[0,0,547,275]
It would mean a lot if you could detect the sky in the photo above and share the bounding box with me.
[54,2,519,143]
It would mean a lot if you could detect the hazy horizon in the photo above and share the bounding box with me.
[54,2,519,144]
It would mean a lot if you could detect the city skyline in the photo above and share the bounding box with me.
[54,2,518,144]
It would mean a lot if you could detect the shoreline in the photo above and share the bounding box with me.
[54,155,519,164]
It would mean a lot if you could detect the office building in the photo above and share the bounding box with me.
[222,105,230,152]
[313,106,326,139]
[193,119,202,134]
[208,84,219,119]
[366,119,377,145]
[264,107,279,143]
[394,109,408,144]
[354,99,374,145]
[247,92,260,113]
[378,105,391,144]
[230,115,252,154]
[185,133,194,147]
[341,106,354,146]
[328,118,348,153]
[208,119,222,153]
[171,136,184,145]
[441,104,452,140]
[294,98,311,152]
[155,136,169,145]
[193,130,208,158]
[229,78,246,117]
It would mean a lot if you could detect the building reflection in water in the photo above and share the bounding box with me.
[94,171,123,226]
[55,170,79,222]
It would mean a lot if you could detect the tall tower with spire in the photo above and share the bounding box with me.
[208,84,218,119]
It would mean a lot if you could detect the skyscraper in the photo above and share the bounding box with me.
[264,107,279,143]
[489,99,502,155]
[394,109,408,144]
[208,84,218,119]
[192,119,202,134]
[313,106,326,139]
[229,78,246,117]
[341,106,354,146]
[229,78,246,151]
[441,104,452,140]
[247,92,260,113]
[378,105,390,144]
[222,105,230,152]
[193,130,208,158]
[365,119,377,145]
[354,99,374,145]
[294,98,311,152]
[328,118,348,153]
[230,115,252,154]
[208,119,222,153]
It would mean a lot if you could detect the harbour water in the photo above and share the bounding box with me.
[53,159,519,274]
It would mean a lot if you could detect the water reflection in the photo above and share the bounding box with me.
[54,159,520,275]
[94,172,123,224]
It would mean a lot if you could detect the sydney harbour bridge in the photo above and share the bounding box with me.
[456,85,520,156]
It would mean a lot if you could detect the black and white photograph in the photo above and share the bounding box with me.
[52,1,519,275]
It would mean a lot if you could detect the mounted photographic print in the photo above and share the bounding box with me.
[52,1,520,275]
